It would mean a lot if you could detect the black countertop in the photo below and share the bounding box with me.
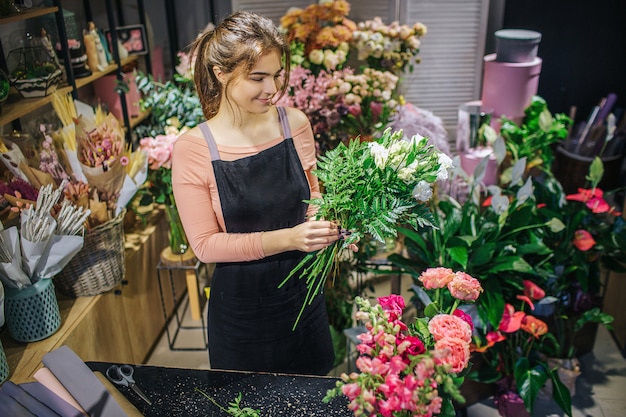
[86,362,352,417]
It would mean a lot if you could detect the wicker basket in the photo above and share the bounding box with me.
[55,210,126,297]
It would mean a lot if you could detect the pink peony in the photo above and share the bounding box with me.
[435,337,471,373]
[448,271,483,301]
[428,314,472,343]
[418,267,455,289]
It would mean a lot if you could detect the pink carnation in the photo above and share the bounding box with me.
[453,308,474,331]
[418,267,455,289]
[434,337,471,373]
[448,271,483,301]
[428,314,472,343]
[378,294,405,321]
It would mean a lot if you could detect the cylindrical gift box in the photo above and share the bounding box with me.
[481,53,542,124]
[4,278,62,343]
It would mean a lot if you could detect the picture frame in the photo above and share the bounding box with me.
[104,24,148,55]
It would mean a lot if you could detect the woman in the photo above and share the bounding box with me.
[172,11,338,375]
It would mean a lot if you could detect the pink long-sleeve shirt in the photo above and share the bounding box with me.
[171,119,320,264]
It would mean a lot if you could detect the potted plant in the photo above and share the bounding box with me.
[471,281,572,417]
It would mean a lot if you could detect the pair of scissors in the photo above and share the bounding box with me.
[106,364,152,406]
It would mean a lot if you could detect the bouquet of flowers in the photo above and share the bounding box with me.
[352,17,427,74]
[276,66,350,154]
[138,130,180,206]
[325,67,400,139]
[280,128,453,327]
[324,268,481,417]
[0,181,89,289]
[279,0,355,74]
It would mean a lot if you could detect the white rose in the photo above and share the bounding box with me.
[309,49,324,65]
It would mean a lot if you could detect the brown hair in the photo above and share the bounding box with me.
[191,11,291,120]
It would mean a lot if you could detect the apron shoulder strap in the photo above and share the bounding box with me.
[199,122,221,161]
[276,106,292,139]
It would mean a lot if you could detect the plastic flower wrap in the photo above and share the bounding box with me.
[352,17,427,74]
[280,0,356,74]
[280,128,454,327]
[324,284,479,417]
[0,181,89,289]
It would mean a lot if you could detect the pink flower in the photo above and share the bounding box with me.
[418,267,455,289]
[428,314,472,343]
[453,308,474,331]
[573,229,596,251]
[403,335,425,356]
[448,271,483,301]
[378,294,405,320]
[434,337,470,373]
[523,280,545,300]
[341,382,361,398]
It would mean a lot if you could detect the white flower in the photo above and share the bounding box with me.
[436,152,454,180]
[412,180,432,202]
[309,49,324,65]
[368,142,389,169]
[398,161,418,183]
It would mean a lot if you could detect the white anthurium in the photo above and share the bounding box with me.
[547,217,566,233]
[516,177,534,206]
[493,135,507,165]
[510,157,527,186]
[473,154,491,184]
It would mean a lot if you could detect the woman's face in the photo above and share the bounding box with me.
[225,50,283,115]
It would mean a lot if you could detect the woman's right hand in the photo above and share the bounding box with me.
[289,220,340,253]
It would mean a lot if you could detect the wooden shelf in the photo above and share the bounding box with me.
[0,85,73,126]
[74,56,139,89]
[0,6,58,24]
[129,107,151,129]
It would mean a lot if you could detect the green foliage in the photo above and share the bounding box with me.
[134,71,205,138]
[195,389,260,417]
[499,95,571,176]
[389,159,555,329]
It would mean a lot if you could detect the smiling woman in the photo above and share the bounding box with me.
[171,10,338,376]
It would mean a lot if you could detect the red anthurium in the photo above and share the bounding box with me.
[566,187,602,203]
[573,229,596,251]
[482,196,492,207]
[523,280,545,300]
[498,304,526,333]
[516,295,535,311]
[586,196,610,213]
[520,315,548,339]
[470,331,505,353]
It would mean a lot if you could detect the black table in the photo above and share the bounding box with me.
[86,362,353,416]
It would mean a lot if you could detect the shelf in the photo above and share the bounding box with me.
[0,6,58,24]
[75,56,139,89]
[0,85,73,126]
[130,107,151,129]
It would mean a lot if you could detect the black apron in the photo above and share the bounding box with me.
[199,107,334,375]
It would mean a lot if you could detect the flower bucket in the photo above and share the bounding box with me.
[494,389,531,417]
[4,278,62,343]
[0,339,9,384]
[164,204,189,255]
[55,210,126,297]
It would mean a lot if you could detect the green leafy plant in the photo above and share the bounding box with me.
[389,158,560,330]
[499,95,571,179]
[134,71,205,139]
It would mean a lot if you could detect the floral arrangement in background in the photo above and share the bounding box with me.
[325,268,481,417]
[325,67,400,140]
[280,128,453,327]
[280,0,355,74]
[138,129,180,207]
[352,17,427,75]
